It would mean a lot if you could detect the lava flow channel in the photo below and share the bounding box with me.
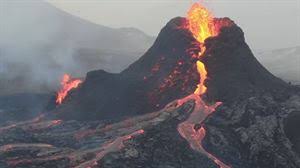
[177,3,231,168]
[56,74,82,105]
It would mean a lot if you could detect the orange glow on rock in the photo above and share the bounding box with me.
[177,3,231,168]
[56,74,82,105]
[51,120,63,126]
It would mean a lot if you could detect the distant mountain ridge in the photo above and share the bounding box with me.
[255,46,300,84]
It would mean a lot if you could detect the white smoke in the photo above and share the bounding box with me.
[0,0,154,95]
[0,0,78,94]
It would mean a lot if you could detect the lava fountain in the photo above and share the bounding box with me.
[56,74,82,105]
[177,3,231,168]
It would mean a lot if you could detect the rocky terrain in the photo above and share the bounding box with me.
[0,93,51,124]
[0,90,299,168]
[0,101,199,168]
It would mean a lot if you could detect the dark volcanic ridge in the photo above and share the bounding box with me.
[52,17,289,121]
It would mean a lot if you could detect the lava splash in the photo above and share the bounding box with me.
[177,3,231,168]
[56,74,82,105]
[187,3,217,44]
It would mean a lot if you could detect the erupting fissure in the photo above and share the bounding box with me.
[56,74,82,105]
[177,3,231,168]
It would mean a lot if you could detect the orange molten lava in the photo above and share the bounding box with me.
[187,3,216,96]
[56,74,82,105]
[187,3,217,44]
[194,61,207,95]
[177,3,231,168]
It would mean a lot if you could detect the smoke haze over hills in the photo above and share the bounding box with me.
[255,46,300,84]
[0,0,154,95]
[48,0,300,50]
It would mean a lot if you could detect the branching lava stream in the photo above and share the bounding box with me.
[177,3,231,168]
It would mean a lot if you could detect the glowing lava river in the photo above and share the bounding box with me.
[177,3,231,168]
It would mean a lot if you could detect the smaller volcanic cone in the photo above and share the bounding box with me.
[56,74,82,105]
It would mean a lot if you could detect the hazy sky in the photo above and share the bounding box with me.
[47,0,300,50]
